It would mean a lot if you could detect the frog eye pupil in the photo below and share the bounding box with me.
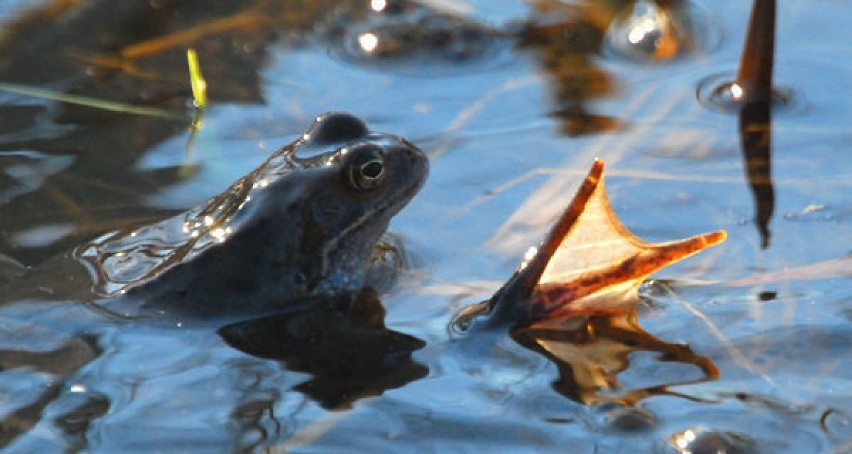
[361,160,383,179]
[346,148,386,191]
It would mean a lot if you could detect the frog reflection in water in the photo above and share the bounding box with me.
[9,112,428,322]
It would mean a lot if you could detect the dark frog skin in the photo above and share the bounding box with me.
[67,112,428,322]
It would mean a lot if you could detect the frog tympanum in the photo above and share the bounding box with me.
[9,112,427,322]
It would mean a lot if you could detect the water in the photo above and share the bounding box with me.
[0,0,850,452]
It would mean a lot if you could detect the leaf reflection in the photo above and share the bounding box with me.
[512,310,718,406]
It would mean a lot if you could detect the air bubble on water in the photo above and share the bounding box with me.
[605,0,719,63]
[695,73,795,114]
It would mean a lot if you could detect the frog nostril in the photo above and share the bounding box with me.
[306,112,368,144]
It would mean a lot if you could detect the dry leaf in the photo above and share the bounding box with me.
[456,159,726,329]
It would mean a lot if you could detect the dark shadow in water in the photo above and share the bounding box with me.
[218,288,427,410]
[0,0,285,264]
[230,397,283,453]
[737,0,775,249]
[0,334,104,449]
[511,310,718,406]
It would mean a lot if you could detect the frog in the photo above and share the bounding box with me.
[2,112,428,324]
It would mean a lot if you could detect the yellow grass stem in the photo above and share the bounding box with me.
[186,48,207,109]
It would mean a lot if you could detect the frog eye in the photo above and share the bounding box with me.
[346,146,386,191]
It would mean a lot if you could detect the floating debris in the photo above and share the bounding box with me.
[453,159,726,329]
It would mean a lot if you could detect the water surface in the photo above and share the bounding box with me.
[0,0,850,452]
